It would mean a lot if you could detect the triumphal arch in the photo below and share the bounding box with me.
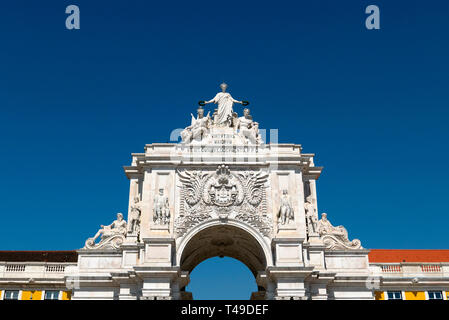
[70,84,372,300]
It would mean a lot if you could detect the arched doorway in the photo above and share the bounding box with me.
[177,223,271,300]
[187,257,257,299]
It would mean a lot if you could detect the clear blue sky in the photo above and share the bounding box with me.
[0,1,448,299]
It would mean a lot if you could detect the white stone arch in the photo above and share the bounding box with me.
[176,218,273,275]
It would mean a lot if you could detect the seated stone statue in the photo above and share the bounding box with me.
[237,108,261,144]
[316,213,362,250]
[231,112,239,132]
[181,106,210,143]
[251,122,262,144]
[85,213,127,249]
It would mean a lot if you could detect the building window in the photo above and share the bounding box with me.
[44,290,60,300]
[4,290,19,300]
[428,291,443,300]
[387,291,402,300]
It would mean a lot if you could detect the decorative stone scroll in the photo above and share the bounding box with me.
[175,165,271,237]
[316,213,362,250]
[84,213,127,250]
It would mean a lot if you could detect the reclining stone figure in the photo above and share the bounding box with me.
[85,213,127,249]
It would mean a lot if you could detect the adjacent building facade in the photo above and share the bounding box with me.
[1,86,448,300]
[1,249,448,300]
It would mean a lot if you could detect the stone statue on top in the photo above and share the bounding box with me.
[203,82,244,127]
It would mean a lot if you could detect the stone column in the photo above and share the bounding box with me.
[140,168,153,239]
[306,272,335,300]
[121,243,143,267]
[112,274,139,300]
[267,266,313,299]
[295,169,307,239]
[255,271,276,300]
[269,238,312,299]
[134,238,180,299]
[308,179,319,215]
[134,266,183,300]
[304,243,326,268]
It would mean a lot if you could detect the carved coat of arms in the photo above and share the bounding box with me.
[204,165,243,207]
[175,165,272,237]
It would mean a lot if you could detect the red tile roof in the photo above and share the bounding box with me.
[0,251,78,263]
[369,249,449,263]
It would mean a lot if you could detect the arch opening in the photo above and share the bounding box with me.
[179,224,268,277]
[186,256,258,300]
[178,224,269,299]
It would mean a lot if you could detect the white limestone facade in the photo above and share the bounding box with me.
[66,85,375,300]
[1,86,448,300]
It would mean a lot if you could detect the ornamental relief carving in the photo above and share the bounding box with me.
[175,165,271,237]
[203,165,244,207]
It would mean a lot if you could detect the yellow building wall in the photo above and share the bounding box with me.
[62,291,71,300]
[374,291,384,300]
[404,291,426,300]
[21,290,42,300]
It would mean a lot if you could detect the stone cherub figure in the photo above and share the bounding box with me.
[153,188,170,225]
[203,82,244,127]
[304,195,318,236]
[278,190,294,225]
[86,213,127,248]
[181,106,211,143]
[237,108,261,144]
[128,196,141,235]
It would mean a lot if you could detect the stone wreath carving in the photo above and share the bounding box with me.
[84,213,127,250]
[175,165,271,237]
[316,213,362,250]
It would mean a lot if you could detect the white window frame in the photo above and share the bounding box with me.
[3,289,21,300]
[385,290,403,300]
[428,290,444,300]
[43,290,61,300]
